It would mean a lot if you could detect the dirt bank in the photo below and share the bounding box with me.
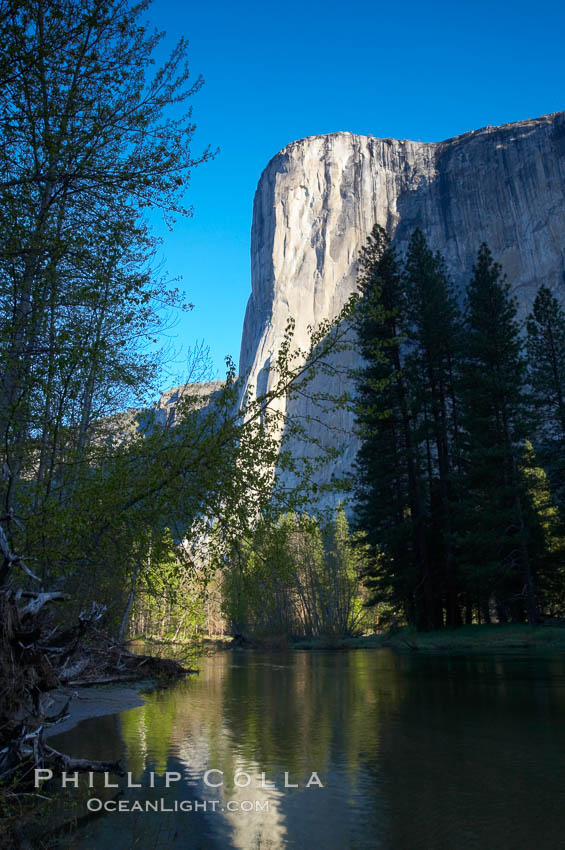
[43,684,148,738]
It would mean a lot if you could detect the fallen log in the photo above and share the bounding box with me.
[58,658,91,683]
[0,588,194,781]
[67,667,198,687]
[67,674,157,686]
[43,699,71,726]
[19,592,69,618]
[0,519,198,850]
[0,518,197,806]
[44,745,125,777]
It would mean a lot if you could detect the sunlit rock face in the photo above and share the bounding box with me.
[240,112,565,506]
[155,380,224,427]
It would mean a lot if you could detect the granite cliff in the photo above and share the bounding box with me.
[239,112,565,504]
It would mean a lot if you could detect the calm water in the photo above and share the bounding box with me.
[50,649,565,849]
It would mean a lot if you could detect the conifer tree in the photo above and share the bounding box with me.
[526,285,565,505]
[404,230,463,626]
[353,225,435,629]
[458,244,537,623]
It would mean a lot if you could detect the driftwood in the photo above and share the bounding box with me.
[0,515,196,818]
[0,519,199,850]
[0,588,193,790]
[0,520,40,583]
[43,698,71,725]
[18,592,69,618]
[44,744,125,777]
[0,729,125,782]
[0,587,195,785]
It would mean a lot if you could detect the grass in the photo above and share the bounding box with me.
[132,625,565,654]
[291,623,565,652]
[292,634,385,650]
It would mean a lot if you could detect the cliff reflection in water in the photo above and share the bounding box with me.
[51,649,565,849]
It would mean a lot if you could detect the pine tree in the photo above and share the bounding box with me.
[353,225,435,629]
[458,244,537,623]
[403,230,463,626]
[526,285,565,506]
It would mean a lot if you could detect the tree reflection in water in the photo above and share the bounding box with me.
[50,650,565,849]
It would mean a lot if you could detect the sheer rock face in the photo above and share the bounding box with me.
[156,381,224,426]
[239,112,565,503]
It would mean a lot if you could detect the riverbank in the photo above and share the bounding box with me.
[43,683,150,738]
[1,676,185,849]
[292,623,565,652]
[125,624,565,656]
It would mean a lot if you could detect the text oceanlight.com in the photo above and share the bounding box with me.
[87,799,271,813]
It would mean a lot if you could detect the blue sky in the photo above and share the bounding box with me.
[146,0,565,382]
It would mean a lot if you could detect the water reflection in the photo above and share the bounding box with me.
[51,650,565,849]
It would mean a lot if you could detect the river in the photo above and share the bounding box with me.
[49,648,565,849]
